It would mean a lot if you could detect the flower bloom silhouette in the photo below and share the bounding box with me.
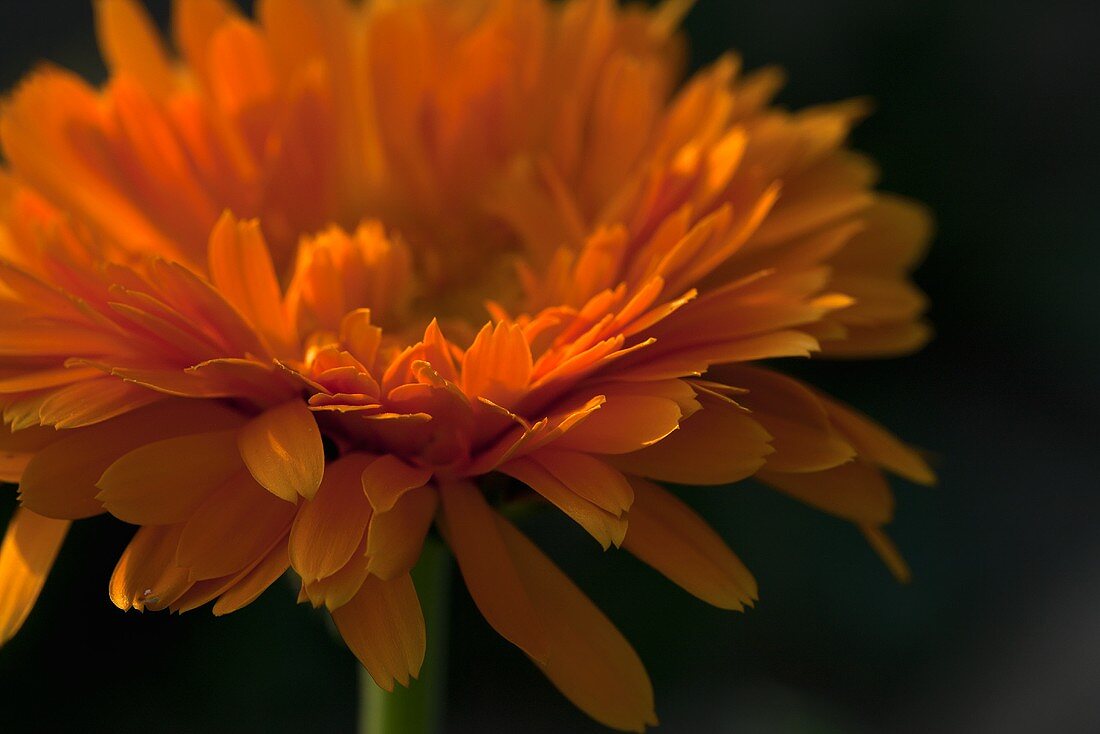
[0,0,933,730]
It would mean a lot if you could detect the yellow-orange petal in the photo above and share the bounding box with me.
[758,462,894,525]
[331,574,425,692]
[176,469,296,580]
[238,400,325,502]
[109,523,191,612]
[365,485,438,580]
[494,513,658,732]
[96,429,242,524]
[623,477,756,609]
[0,508,68,645]
[289,453,375,583]
[437,481,550,663]
[612,392,773,486]
[361,454,433,512]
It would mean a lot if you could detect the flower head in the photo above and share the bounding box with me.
[0,0,932,730]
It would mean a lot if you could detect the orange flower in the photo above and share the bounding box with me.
[0,0,933,730]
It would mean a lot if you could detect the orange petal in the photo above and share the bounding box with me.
[302,535,371,612]
[819,321,932,358]
[361,454,433,512]
[820,395,935,485]
[365,485,438,580]
[19,400,244,519]
[205,18,278,119]
[494,513,658,732]
[719,366,856,473]
[529,449,634,516]
[830,194,932,273]
[109,523,192,612]
[859,524,911,583]
[238,400,324,502]
[552,394,683,455]
[331,574,425,691]
[172,0,238,80]
[460,321,533,409]
[95,0,176,97]
[34,377,163,429]
[623,477,756,609]
[0,509,68,645]
[207,212,298,357]
[177,469,296,580]
[289,453,375,583]
[96,429,243,524]
[0,426,56,484]
[758,462,894,525]
[501,457,627,550]
[214,537,291,615]
[437,481,549,662]
[612,392,772,486]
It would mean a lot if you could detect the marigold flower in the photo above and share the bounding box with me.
[0,0,933,730]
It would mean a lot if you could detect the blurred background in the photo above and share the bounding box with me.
[1,1,1098,731]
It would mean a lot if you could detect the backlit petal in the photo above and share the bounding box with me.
[0,509,68,645]
[110,523,191,612]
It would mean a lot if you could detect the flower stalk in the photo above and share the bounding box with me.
[360,538,452,734]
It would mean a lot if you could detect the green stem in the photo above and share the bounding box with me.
[360,538,451,734]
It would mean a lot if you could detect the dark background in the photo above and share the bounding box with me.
[2,1,1098,731]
